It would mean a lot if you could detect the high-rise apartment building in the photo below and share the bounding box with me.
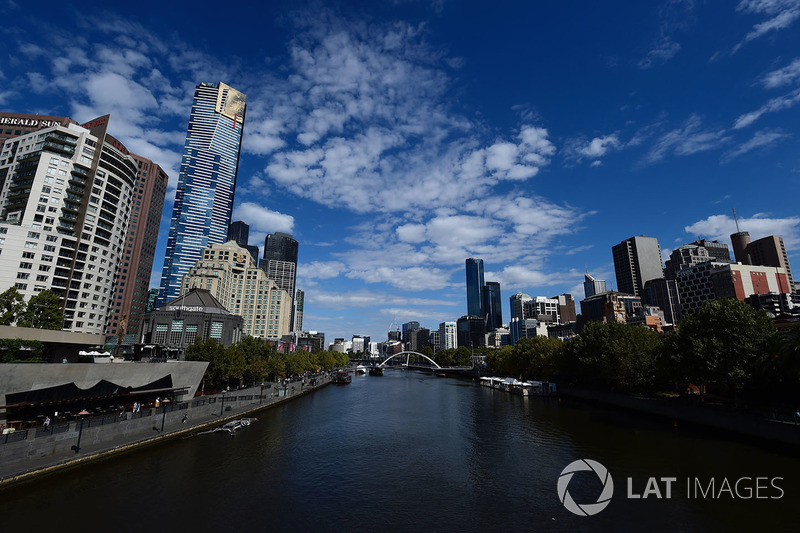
[0,114,136,334]
[227,220,259,263]
[181,241,291,338]
[260,232,299,329]
[105,154,168,345]
[438,321,457,350]
[612,235,664,298]
[483,281,502,331]
[465,258,485,318]
[584,273,607,298]
[159,82,247,304]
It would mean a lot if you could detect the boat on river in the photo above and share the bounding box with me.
[480,377,557,397]
[334,371,352,384]
[368,366,384,376]
[355,365,367,375]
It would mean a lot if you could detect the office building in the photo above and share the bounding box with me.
[523,296,560,323]
[402,321,420,347]
[428,330,440,351]
[0,114,136,334]
[465,258,485,318]
[180,241,291,338]
[553,293,577,323]
[159,82,247,303]
[664,245,712,280]
[483,281,502,331]
[509,317,548,345]
[691,239,731,263]
[730,231,751,265]
[584,273,607,298]
[644,278,682,326]
[510,292,532,320]
[579,291,642,325]
[456,315,485,349]
[409,328,430,352]
[612,235,664,297]
[227,220,259,263]
[745,235,794,289]
[439,321,457,350]
[0,113,74,143]
[105,154,168,347]
[293,289,304,332]
[260,232,299,329]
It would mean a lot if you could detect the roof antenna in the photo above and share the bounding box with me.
[732,208,741,233]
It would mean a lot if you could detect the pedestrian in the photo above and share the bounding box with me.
[182,414,188,424]
[43,416,50,427]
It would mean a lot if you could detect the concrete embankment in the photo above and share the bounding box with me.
[559,385,800,446]
[0,374,333,488]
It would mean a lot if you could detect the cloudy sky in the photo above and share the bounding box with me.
[2,0,799,342]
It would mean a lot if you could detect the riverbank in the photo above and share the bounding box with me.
[559,385,800,447]
[0,372,334,488]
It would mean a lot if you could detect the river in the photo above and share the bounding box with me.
[3,370,799,531]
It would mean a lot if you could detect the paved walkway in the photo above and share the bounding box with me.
[0,372,334,487]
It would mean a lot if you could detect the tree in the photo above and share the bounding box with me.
[0,287,26,325]
[664,298,776,397]
[16,290,63,329]
[563,321,660,391]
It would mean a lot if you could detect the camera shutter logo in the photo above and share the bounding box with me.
[557,459,614,516]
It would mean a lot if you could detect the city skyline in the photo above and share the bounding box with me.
[2,1,799,342]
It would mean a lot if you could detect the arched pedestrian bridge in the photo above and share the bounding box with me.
[376,351,473,371]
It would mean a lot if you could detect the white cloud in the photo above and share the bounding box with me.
[232,202,295,235]
[721,129,790,161]
[733,0,800,52]
[733,87,800,129]
[638,38,681,69]
[297,261,346,281]
[566,134,621,164]
[762,57,800,88]
[643,115,730,164]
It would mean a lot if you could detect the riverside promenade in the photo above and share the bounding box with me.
[0,372,334,487]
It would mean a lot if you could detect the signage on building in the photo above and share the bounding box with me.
[0,116,67,129]
[167,305,206,313]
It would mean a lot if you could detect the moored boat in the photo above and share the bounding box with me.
[334,371,352,384]
[368,366,384,376]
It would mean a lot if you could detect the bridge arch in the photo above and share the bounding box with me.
[379,351,441,369]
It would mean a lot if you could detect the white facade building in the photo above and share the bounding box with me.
[438,321,457,350]
[0,116,136,334]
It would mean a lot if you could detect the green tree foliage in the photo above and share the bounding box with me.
[187,336,350,391]
[0,287,26,325]
[486,337,565,381]
[433,347,472,367]
[0,338,46,363]
[663,298,777,396]
[16,290,64,329]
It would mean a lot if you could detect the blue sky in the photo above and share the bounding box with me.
[2,0,799,343]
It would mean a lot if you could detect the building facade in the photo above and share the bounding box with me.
[612,235,664,298]
[438,321,457,350]
[227,220,259,263]
[465,258,485,318]
[0,114,136,334]
[105,154,168,346]
[139,288,243,359]
[584,272,607,298]
[259,232,299,329]
[509,292,532,320]
[483,281,502,331]
[159,82,247,304]
[293,289,304,332]
[180,241,291,339]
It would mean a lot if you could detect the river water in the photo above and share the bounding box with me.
[3,370,800,531]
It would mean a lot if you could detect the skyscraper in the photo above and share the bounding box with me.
[227,220,259,263]
[612,235,664,298]
[583,273,607,298]
[465,258,485,318]
[159,82,246,304]
[743,235,794,289]
[510,292,532,320]
[483,281,502,331]
[259,232,299,329]
[105,154,168,345]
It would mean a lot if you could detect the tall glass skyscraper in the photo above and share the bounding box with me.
[259,232,299,329]
[159,82,246,304]
[483,281,502,331]
[465,258,485,318]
